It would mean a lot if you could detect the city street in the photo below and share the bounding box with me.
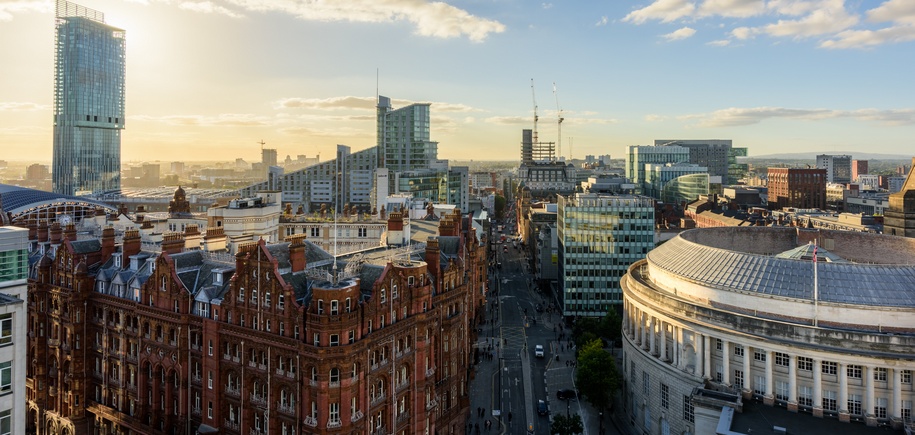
[468,216,625,435]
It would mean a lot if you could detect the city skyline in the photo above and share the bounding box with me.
[3,0,915,164]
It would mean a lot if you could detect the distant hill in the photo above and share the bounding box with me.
[747,152,913,160]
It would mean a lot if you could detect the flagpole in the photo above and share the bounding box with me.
[813,242,818,327]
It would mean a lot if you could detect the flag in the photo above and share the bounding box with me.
[813,245,818,263]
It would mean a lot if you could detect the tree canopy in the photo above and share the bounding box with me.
[575,338,621,412]
[550,413,583,435]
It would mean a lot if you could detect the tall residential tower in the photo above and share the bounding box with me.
[52,0,126,196]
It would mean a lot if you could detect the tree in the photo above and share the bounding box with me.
[550,413,583,435]
[575,338,621,412]
[600,308,623,347]
[494,195,506,219]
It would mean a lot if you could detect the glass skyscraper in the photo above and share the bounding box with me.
[52,0,126,196]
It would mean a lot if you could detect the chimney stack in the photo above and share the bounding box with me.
[49,221,63,245]
[101,226,116,264]
[64,223,77,242]
[123,228,142,259]
[425,237,441,285]
[287,233,308,273]
[161,232,185,255]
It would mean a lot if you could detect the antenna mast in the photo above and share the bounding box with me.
[553,82,563,161]
[257,139,265,150]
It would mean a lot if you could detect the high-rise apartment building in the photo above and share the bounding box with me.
[851,159,868,182]
[557,193,655,317]
[52,0,126,196]
[816,154,852,184]
[376,96,438,173]
[767,168,826,210]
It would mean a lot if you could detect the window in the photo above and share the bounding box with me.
[329,402,340,423]
[683,395,694,423]
[392,285,398,299]
[848,394,862,416]
[903,370,912,384]
[0,315,11,346]
[715,364,723,383]
[345,298,351,313]
[311,227,320,237]
[848,365,863,379]
[330,368,340,383]
[660,383,669,408]
[642,371,649,395]
[874,367,887,382]
[716,339,722,351]
[0,361,10,393]
[331,300,338,315]
[208,340,213,356]
[734,345,744,357]
[822,361,837,375]
[314,333,320,347]
[876,397,887,419]
[823,390,837,411]
[734,370,744,389]
[207,371,213,389]
[208,401,213,419]
[348,330,355,344]
[775,352,790,367]
[799,385,813,407]
[330,334,339,347]
[797,356,813,371]
[381,289,386,303]
[317,300,324,314]
[754,350,766,362]
[754,375,766,395]
[775,380,789,401]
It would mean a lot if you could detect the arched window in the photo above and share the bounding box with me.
[330,368,340,383]
[311,367,318,381]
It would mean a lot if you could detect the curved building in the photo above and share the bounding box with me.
[622,227,915,434]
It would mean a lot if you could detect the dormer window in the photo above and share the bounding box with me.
[214,272,222,284]
[130,257,138,270]
[114,255,121,268]
[150,259,156,272]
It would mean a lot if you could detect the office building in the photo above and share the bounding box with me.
[26,209,485,434]
[0,225,27,435]
[622,226,915,434]
[852,160,868,182]
[626,145,690,192]
[52,0,126,195]
[557,193,655,317]
[643,163,709,203]
[767,168,826,210]
[816,154,853,185]
[653,140,747,185]
[884,157,915,238]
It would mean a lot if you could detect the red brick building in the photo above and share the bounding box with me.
[767,168,826,210]
[26,209,486,435]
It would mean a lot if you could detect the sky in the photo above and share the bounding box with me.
[3,0,915,165]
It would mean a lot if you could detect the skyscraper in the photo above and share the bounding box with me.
[52,0,126,196]
[376,96,438,172]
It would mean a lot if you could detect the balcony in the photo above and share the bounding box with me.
[192,374,201,385]
[371,426,387,435]
[327,420,342,429]
[223,353,232,361]
[48,338,60,348]
[370,395,385,406]
[426,399,437,410]
[309,379,317,387]
[425,367,435,377]
[276,368,285,376]
[126,354,138,363]
[248,361,257,369]
[277,402,296,415]
[192,407,201,416]
[258,363,267,371]
[226,387,240,398]
[286,370,296,378]
[250,394,267,407]
[396,381,409,392]
[351,410,364,422]
[224,419,239,431]
[108,377,122,387]
[250,429,266,435]
[329,381,340,388]
[397,412,410,424]
[303,416,317,427]
[232,356,240,363]
[126,383,137,393]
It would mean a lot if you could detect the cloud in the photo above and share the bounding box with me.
[484,116,529,125]
[684,106,915,127]
[645,114,667,122]
[661,26,696,41]
[179,1,244,18]
[820,24,915,49]
[867,0,915,24]
[274,96,482,113]
[0,0,51,21]
[542,3,553,9]
[595,16,609,26]
[221,0,505,42]
[698,0,765,18]
[731,26,757,39]
[0,102,48,111]
[623,0,695,24]
[761,0,858,38]
[707,39,731,45]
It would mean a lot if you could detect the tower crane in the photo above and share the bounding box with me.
[530,78,539,147]
[553,82,564,161]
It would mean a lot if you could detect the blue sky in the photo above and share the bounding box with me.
[2,0,915,164]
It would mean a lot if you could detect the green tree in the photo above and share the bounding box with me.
[600,308,623,347]
[494,195,506,219]
[575,338,621,412]
[550,413,584,435]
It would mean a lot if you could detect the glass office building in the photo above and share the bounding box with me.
[557,193,655,317]
[52,0,126,195]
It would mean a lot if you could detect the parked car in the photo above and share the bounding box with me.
[556,389,577,400]
[537,400,548,416]
[534,345,544,358]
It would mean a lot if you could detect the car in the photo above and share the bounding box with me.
[534,345,544,358]
[556,389,577,400]
[537,400,548,416]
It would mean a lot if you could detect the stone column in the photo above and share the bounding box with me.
[839,362,849,422]
[722,339,730,386]
[675,326,683,370]
[660,321,668,362]
[695,332,704,377]
[892,368,902,422]
[764,350,774,405]
[649,316,657,356]
[704,335,712,380]
[866,365,876,426]
[788,354,798,412]
[813,357,823,417]
[641,311,648,349]
[743,345,753,399]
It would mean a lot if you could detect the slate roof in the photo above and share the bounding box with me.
[70,239,101,255]
[648,229,915,308]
